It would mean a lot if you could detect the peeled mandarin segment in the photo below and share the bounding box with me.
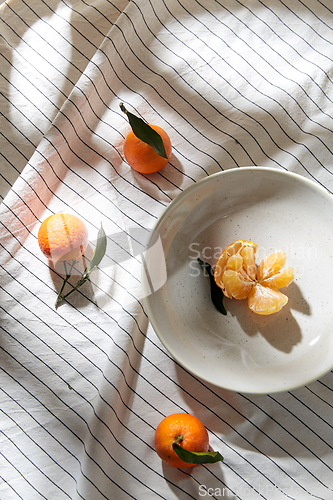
[225,253,243,272]
[222,270,253,300]
[225,239,257,257]
[256,251,286,281]
[248,284,288,315]
[240,246,257,280]
[226,240,244,256]
[261,267,294,290]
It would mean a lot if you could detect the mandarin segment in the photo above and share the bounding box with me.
[225,253,243,272]
[213,239,294,315]
[222,270,253,300]
[226,239,258,256]
[248,285,288,315]
[240,246,256,280]
[256,251,286,281]
[261,267,294,290]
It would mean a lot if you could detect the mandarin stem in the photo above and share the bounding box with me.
[55,262,70,308]
[55,259,80,308]
[173,435,183,445]
[58,269,90,302]
[119,102,127,115]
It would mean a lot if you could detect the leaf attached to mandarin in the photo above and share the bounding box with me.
[120,102,168,159]
[172,443,224,465]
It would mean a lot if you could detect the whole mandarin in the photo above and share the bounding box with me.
[123,124,172,174]
[38,213,89,263]
[154,413,209,468]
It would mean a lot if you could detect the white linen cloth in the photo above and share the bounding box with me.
[1,0,333,499]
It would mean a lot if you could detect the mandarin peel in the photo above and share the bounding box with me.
[214,240,294,315]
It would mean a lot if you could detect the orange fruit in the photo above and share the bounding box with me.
[38,213,89,263]
[214,240,294,315]
[154,413,209,469]
[123,124,172,174]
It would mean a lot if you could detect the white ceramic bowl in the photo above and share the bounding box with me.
[142,167,333,393]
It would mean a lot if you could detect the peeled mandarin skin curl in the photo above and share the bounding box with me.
[38,214,89,263]
[154,413,209,469]
[214,239,294,315]
[123,124,172,174]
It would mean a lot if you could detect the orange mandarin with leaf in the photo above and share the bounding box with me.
[120,103,172,174]
[154,413,210,469]
[123,124,172,174]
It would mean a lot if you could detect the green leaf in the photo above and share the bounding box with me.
[173,443,224,465]
[88,223,107,274]
[120,103,168,159]
[198,258,227,315]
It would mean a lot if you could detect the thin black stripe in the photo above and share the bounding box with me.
[0,366,136,500]
[0,449,48,500]
[0,425,72,499]
[0,474,24,500]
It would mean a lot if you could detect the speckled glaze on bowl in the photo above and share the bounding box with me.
[142,167,333,394]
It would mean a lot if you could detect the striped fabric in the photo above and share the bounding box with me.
[1,0,333,498]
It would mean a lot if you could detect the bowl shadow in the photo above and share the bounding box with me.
[225,282,310,353]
